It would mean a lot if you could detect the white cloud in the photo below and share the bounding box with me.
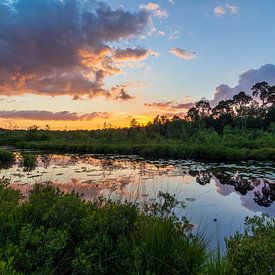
[226,4,239,14]
[168,0,175,5]
[141,26,166,39]
[214,4,239,17]
[169,30,180,40]
[139,2,168,18]
[169,48,196,60]
[214,6,226,17]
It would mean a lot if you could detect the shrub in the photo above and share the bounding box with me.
[0,149,14,167]
[0,181,208,274]
[21,153,37,171]
[226,214,275,274]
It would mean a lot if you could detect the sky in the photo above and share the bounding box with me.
[0,0,275,130]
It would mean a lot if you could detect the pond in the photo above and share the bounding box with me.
[1,152,274,251]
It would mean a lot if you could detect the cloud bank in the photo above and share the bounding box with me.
[0,0,151,100]
[0,110,111,121]
[139,2,168,18]
[213,64,275,105]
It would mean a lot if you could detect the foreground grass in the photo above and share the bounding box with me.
[0,180,274,274]
[0,181,206,274]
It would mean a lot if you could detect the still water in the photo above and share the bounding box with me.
[1,153,274,250]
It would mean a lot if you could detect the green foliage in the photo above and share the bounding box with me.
[0,180,274,274]
[0,149,14,167]
[0,181,205,274]
[226,214,275,274]
[21,153,37,171]
[1,111,274,161]
[201,256,235,275]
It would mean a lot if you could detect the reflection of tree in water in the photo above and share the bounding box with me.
[213,170,275,207]
[214,171,255,195]
[189,170,212,185]
[254,181,275,207]
[40,154,52,168]
[100,158,126,170]
[196,171,212,185]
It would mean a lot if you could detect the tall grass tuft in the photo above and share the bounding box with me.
[0,149,15,167]
[21,153,37,171]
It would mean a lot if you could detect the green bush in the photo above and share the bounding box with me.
[21,153,37,171]
[226,214,275,274]
[0,182,206,274]
[0,180,274,274]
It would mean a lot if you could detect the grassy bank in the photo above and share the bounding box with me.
[14,140,275,161]
[0,180,274,274]
[1,122,275,161]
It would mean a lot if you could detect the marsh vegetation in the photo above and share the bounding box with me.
[0,180,274,274]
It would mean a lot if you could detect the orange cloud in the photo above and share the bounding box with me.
[169,48,196,60]
[0,110,111,121]
[113,48,152,61]
[139,2,168,18]
[0,0,151,100]
[144,101,193,110]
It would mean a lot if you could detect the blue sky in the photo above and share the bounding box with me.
[106,0,275,100]
[0,0,275,129]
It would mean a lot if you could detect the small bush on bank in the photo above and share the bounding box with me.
[0,149,14,167]
[226,214,275,274]
[21,153,37,171]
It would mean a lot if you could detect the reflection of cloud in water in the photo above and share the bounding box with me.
[240,188,275,216]
[214,177,234,197]
[214,172,275,214]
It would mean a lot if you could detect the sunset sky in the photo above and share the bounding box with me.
[0,0,275,130]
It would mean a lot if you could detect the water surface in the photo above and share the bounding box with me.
[1,153,274,250]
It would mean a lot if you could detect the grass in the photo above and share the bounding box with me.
[21,153,37,171]
[0,149,14,167]
[0,126,274,161]
[12,140,275,161]
[0,180,274,274]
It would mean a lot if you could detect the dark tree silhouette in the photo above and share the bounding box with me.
[252,81,271,107]
[186,107,199,122]
[233,92,253,128]
[212,99,234,119]
[195,98,212,118]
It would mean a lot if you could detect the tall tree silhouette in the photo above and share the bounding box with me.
[252,82,271,107]
[195,98,211,118]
